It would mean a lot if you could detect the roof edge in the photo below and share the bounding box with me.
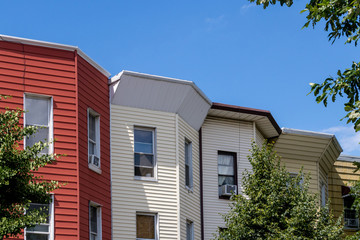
[0,34,111,78]
[112,70,212,105]
[338,154,360,163]
[282,127,343,152]
[211,102,281,135]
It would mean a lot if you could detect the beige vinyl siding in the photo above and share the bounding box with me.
[178,117,201,240]
[202,116,253,240]
[319,164,328,204]
[329,161,360,224]
[274,135,327,194]
[111,105,178,239]
[255,126,265,147]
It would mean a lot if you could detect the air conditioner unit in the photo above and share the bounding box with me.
[219,185,237,196]
[89,155,100,167]
[345,218,359,228]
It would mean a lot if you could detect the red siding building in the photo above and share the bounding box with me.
[0,35,111,240]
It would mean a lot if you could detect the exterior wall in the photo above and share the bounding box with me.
[77,55,111,239]
[255,125,265,147]
[202,116,253,240]
[274,135,327,194]
[329,160,360,234]
[0,41,79,239]
[111,105,179,239]
[178,117,201,240]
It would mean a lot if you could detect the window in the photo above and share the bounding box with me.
[24,95,53,154]
[185,140,193,189]
[25,196,54,240]
[88,109,100,171]
[89,202,102,240]
[289,172,304,185]
[186,220,194,240]
[136,213,158,240]
[320,182,326,207]
[218,151,237,198]
[134,127,156,179]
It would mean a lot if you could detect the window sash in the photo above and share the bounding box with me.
[186,221,194,240]
[134,127,155,178]
[185,140,192,188]
[88,109,100,169]
[89,203,101,240]
[218,152,236,187]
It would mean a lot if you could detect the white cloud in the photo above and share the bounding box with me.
[241,3,256,10]
[205,15,225,31]
[322,126,360,155]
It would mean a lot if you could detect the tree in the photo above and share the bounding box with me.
[214,142,343,240]
[248,0,360,132]
[0,96,60,238]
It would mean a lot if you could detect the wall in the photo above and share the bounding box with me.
[111,105,179,239]
[201,116,253,240]
[178,117,201,239]
[77,55,111,239]
[0,41,79,239]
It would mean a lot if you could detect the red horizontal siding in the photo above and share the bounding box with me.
[77,54,111,240]
[0,41,79,239]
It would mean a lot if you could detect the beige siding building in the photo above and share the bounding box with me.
[110,71,211,239]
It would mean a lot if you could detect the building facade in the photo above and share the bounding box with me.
[0,35,112,240]
[1,35,360,239]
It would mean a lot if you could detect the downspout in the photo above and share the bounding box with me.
[199,128,204,240]
[109,82,113,240]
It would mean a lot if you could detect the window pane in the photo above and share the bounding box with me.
[185,165,190,187]
[89,115,96,141]
[135,129,153,144]
[137,215,155,239]
[26,127,49,154]
[218,154,233,166]
[90,206,97,234]
[218,166,234,175]
[185,142,190,164]
[134,153,154,167]
[27,224,49,232]
[26,233,49,240]
[218,176,235,186]
[26,97,49,126]
[89,141,95,155]
[135,142,153,154]
[135,167,154,177]
[186,222,193,240]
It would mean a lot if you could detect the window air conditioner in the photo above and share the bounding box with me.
[345,218,359,228]
[220,185,237,196]
[89,155,100,167]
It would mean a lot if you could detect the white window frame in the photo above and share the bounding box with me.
[88,108,101,174]
[185,139,193,190]
[186,219,194,240]
[320,182,327,207]
[25,194,55,240]
[134,126,157,181]
[24,93,53,154]
[136,212,159,240]
[89,201,102,240]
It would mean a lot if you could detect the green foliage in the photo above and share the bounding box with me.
[214,142,343,240]
[0,96,60,238]
[248,0,360,132]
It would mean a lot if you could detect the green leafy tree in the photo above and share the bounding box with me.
[248,0,360,132]
[214,142,343,240]
[0,96,60,239]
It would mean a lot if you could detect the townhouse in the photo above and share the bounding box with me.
[1,34,360,239]
[0,35,111,240]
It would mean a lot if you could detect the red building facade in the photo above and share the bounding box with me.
[0,35,111,240]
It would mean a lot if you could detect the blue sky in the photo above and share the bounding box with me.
[1,0,359,155]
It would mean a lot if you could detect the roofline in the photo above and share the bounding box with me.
[110,70,212,105]
[0,34,111,78]
[211,102,282,135]
[282,127,343,152]
[338,154,360,163]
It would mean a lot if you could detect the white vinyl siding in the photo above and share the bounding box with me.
[178,117,201,240]
[111,105,178,239]
[255,126,265,147]
[202,116,253,240]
